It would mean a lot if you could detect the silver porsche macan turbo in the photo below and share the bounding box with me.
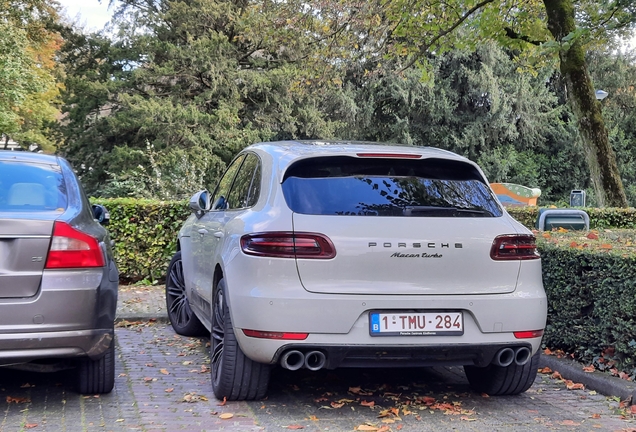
[166,140,547,401]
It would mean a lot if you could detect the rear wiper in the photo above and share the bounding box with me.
[404,206,492,217]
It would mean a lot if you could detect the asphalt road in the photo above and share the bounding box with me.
[1,321,635,432]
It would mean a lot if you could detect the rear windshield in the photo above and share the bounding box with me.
[0,161,68,212]
[282,156,502,217]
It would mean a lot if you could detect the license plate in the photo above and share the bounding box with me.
[369,311,463,336]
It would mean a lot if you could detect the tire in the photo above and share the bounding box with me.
[77,336,115,394]
[464,350,539,396]
[211,278,271,401]
[166,251,206,336]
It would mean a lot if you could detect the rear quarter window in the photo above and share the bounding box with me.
[282,156,502,217]
[0,161,68,212]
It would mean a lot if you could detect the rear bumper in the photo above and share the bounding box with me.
[272,342,534,368]
[0,267,118,365]
[0,329,113,365]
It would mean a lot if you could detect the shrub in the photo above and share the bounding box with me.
[507,206,636,230]
[92,198,189,283]
[539,235,636,375]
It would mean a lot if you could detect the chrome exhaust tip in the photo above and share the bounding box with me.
[514,347,532,366]
[493,347,515,367]
[280,350,305,371]
[304,351,327,371]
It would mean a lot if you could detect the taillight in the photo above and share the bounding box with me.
[242,329,309,340]
[45,221,105,268]
[356,153,422,159]
[514,330,544,339]
[490,235,540,261]
[240,232,336,259]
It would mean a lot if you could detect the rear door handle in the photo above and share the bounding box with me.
[198,229,208,236]
[213,232,224,239]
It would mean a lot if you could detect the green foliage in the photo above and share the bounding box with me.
[341,43,590,204]
[0,0,62,150]
[91,198,190,283]
[539,242,636,374]
[507,207,636,229]
[58,0,350,197]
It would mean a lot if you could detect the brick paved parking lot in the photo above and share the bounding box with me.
[2,320,636,431]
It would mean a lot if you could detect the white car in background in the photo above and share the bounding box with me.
[166,141,547,400]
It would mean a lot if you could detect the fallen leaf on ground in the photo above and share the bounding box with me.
[330,402,345,409]
[355,425,378,431]
[218,396,227,406]
[284,426,304,430]
[565,380,585,390]
[582,365,595,372]
[551,371,563,380]
[6,396,30,404]
[591,413,601,419]
[160,368,169,375]
[361,400,375,407]
[219,413,234,420]
[25,424,38,429]
[559,420,580,426]
[539,367,552,374]
[164,388,174,393]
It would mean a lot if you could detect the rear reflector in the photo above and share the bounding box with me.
[45,222,105,268]
[514,330,544,339]
[490,235,540,261]
[242,329,309,340]
[240,232,336,259]
[356,153,422,159]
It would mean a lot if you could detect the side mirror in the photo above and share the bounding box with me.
[189,190,211,213]
[92,204,110,226]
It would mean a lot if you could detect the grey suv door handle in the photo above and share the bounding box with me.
[198,229,208,236]
[213,232,224,239]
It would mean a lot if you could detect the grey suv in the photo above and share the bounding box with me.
[0,151,118,394]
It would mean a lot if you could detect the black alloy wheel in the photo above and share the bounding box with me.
[165,251,206,336]
[211,283,226,389]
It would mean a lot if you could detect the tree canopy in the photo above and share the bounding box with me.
[0,0,62,151]
[50,0,636,207]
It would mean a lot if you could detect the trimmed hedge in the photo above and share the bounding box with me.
[539,242,636,374]
[508,206,636,229]
[92,198,189,283]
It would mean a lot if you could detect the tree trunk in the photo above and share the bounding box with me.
[543,0,628,208]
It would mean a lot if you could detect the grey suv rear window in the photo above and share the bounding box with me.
[0,161,68,212]
[282,156,502,217]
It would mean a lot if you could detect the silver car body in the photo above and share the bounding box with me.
[0,151,118,368]
[176,141,546,369]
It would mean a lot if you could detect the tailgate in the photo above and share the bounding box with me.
[293,213,521,295]
[0,218,54,298]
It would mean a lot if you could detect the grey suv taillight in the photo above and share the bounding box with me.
[240,232,336,259]
[490,235,540,261]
